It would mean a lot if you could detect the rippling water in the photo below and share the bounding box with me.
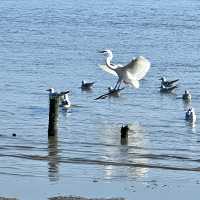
[1,0,200,199]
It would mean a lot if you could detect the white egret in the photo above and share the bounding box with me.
[160,77,179,87]
[99,49,151,90]
[182,90,192,101]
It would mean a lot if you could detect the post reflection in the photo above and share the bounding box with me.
[48,135,59,181]
[100,122,149,180]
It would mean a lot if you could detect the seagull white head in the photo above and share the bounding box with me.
[82,80,86,84]
[185,90,190,94]
[46,88,55,94]
[160,77,166,82]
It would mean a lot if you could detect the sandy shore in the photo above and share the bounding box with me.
[49,197,125,200]
[0,197,125,200]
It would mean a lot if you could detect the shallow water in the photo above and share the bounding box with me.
[1,0,200,199]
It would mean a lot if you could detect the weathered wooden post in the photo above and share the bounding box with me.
[48,94,59,137]
[120,124,129,145]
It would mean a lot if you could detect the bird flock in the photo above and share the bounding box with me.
[47,49,196,129]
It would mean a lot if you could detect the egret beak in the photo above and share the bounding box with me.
[98,50,106,53]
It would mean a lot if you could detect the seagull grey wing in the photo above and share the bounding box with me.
[124,56,151,80]
[98,64,118,76]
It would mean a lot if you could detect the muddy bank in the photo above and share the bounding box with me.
[49,196,125,200]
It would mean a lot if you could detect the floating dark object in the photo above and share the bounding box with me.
[121,124,129,139]
[12,133,16,137]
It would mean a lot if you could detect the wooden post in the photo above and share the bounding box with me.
[48,95,59,137]
[120,125,129,145]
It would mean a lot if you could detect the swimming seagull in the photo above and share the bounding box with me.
[61,93,71,109]
[185,107,196,123]
[160,77,179,87]
[81,80,95,90]
[98,49,151,90]
[160,84,177,93]
[182,90,192,101]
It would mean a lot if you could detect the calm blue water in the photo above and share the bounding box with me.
[1,0,200,199]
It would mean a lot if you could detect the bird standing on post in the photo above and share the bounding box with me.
[98,49,151,90]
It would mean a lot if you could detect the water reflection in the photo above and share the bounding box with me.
[182,99,192,111]
[48,135,59,182]
[100,122,149,180]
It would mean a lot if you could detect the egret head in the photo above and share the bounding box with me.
[46,88,55,94]
[98,49,112,56]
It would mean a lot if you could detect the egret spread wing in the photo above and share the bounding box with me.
[124,56,150,80]
[98,64,118,76]
[126,71,140,88]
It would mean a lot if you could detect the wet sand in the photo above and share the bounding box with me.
[49,197,125,200]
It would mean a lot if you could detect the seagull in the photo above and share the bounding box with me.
[61,93,71,109]
[47,88,70,105]
[46,88,57,99]
[99,49,150,90]
[160,84,177,93]
[81,80,95,90]
[59,90,70,102]
[160,77,179,87]
[182,90,192,101]
[185,107,196,123]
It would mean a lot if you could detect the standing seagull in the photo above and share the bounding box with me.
[99,49,151,90]
[160,77,179,87]
[46,88,56,99]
